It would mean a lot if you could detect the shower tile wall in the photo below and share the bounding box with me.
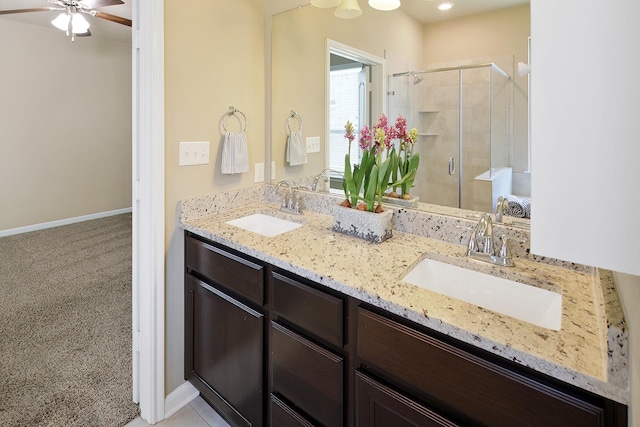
[411,69,493,211]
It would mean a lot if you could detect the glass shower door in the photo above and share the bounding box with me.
[392,69,461,208]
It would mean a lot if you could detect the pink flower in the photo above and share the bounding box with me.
[359,125,372,150]
[344,121,356,144]
[395,115,407,140]
[373,114,395,150]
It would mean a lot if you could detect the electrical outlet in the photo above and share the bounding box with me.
[306,136,320,153]
[255,162,265,183]
[179,141,209,166]
[271,161,276,180]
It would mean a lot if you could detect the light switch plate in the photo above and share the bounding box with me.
[255,162,265,183]
[179,141,209,166]
[306,136,320,153]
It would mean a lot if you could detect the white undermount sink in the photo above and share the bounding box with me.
[226,213,302,237]
[402,258,562,330]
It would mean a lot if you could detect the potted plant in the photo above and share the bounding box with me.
[332,114,418,242]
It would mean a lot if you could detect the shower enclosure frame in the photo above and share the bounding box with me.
[390,62,513,210]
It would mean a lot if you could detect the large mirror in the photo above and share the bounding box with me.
[270,1,530,221]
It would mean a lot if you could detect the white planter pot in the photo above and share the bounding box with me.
[332,205,393,243]
[382,195,419,209]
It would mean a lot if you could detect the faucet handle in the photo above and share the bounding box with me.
[292,191,304,214]
[498,235,527,258]
[495,196,507,223]
[455,224,476,252]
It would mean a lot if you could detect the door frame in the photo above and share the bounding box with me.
[132,0,166,423]
[325,39,386,171]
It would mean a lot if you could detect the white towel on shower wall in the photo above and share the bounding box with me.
[221,131,249,174]
[286,129,307,166]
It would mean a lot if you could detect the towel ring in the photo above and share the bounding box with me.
[221,106,248,133]
[286,110,303,134]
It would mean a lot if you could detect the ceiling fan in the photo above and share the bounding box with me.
[0,0,131,41]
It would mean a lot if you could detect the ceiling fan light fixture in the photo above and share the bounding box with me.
[311,0,341,7]
[335,0,362,19]
[71,13,90,33]
[368,0,401,11]
[51,12,70,31]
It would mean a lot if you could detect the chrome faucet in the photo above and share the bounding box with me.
[311,169,345,192]
[495,196,508,223]
[274,180,303,215]
[465,213,527,267]
[469,213,495,255]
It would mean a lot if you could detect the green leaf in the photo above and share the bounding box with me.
[365,164,378,212]
[409,152,420,171]
[343,153,352,200]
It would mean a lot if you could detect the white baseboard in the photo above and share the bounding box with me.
[0,208,133,238]
[164,381,199,420]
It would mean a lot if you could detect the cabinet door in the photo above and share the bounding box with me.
[530,0,640,275]
[186,274,264,427]
[355,371,460,427]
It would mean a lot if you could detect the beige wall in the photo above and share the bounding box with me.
[423,4,530,172]
[164,0,266,393]
[0,19,132,231]
[271,5,424,183]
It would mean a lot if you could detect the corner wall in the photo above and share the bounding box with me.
[613,274,639,426]
[0,19,132,231]
[164,0,266,394]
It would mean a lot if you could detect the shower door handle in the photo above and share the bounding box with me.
[448,157,455,175]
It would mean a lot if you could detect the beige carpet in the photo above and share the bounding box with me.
[0,214,140,427]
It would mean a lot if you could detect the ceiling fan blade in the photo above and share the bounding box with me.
[94,11,131,27]
[0,8,54,15]
[79,0,124,8]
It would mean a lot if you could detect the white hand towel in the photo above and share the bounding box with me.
[287,129,307,166]
[504,194,526,218]
[221,131,249,174]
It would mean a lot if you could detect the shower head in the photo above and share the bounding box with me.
[412,74,424,85]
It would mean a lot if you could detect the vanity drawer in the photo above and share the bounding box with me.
[271,321,344,427]
[355,371,461,427]
[186,235,264,305]
[356,307,605,427]
[271,271,344,347]
[270,394,315,427]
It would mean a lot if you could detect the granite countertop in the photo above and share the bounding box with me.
[179,198,628,405]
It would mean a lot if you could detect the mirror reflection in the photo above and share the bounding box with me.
[271,1,531,222]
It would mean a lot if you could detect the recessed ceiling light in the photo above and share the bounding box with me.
[438,2,453,11]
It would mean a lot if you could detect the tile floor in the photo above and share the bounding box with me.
[124,396,230,427]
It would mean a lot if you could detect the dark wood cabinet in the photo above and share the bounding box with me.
[184,232,627,427]
[185,234,266,427]
[356,306,625,427]
[270,269,347,426]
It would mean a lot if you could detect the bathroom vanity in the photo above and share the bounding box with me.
[181,194,628,427]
